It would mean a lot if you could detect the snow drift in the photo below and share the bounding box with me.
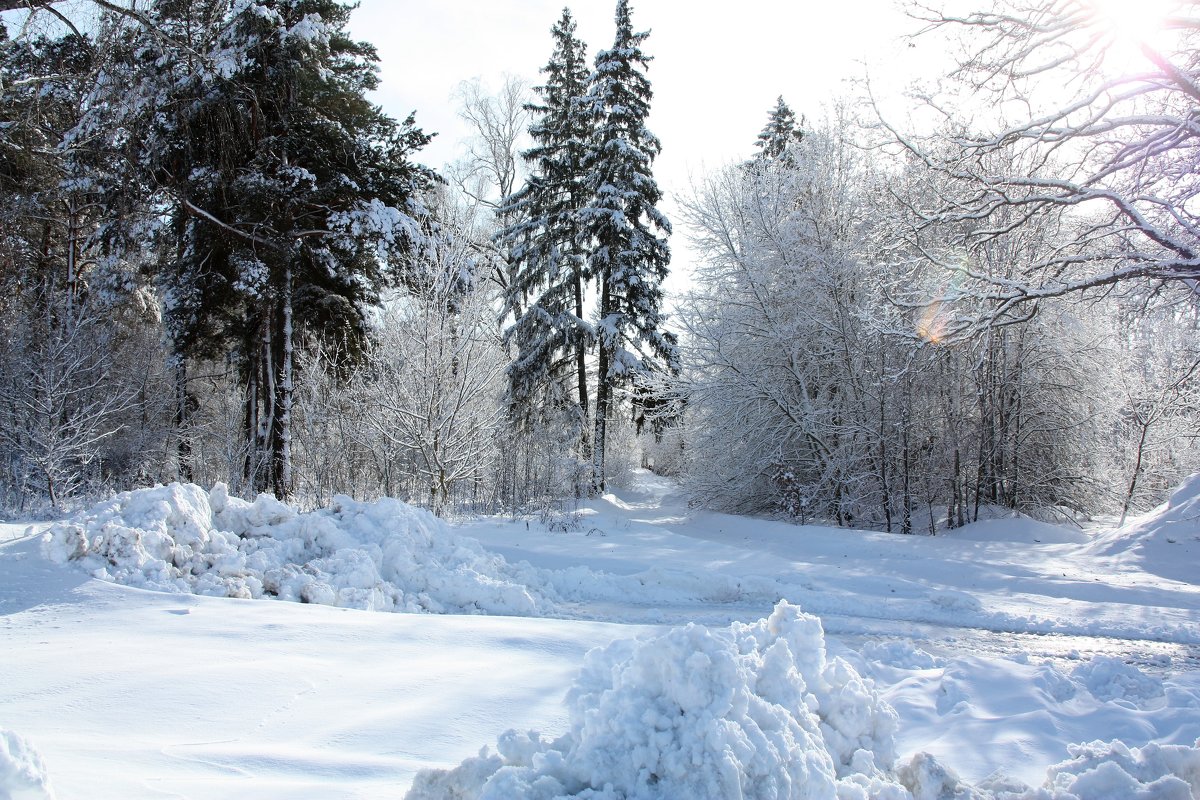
[43,483,555,615]
[405,601,904,800]
[406,602,1200,800]
[1092,473,1200,584]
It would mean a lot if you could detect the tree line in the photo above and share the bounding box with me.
[1,0,1197,530]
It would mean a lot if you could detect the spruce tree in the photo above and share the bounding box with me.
[80,0,435,498]
[755,95,804,161]
[580,0,677,492]
[498,8,595,462]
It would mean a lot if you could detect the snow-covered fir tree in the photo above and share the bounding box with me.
[76,0,435,499]
[755,95,804,162]
[580,0,677,492]
[497,8,595,461]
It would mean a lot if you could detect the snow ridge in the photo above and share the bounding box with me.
[43,483,553,616]
[0,729,54,800]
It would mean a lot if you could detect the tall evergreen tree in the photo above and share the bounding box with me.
[755,95,803,161]
[580,0,677,492]
[497,8,594,458]
[78,0,435,498]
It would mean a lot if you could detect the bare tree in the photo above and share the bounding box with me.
[353,219,506,515]
[882,0,1200,327]
[449,75,531,213]
[0,295,135,509]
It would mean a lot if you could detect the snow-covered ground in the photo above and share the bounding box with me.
[2,470,1198,798]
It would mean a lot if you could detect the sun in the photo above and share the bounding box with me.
[1089,0,1173,42]
[1085,0,1178,72]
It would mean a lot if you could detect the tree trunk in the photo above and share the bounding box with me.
[174,354,192,482]
[1120,419,1150,526]
[574,269,591,468]
[274,264,294,500]
[592,282,612,495]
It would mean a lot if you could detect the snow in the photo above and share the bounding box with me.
[408,602,899,799]
[0,729,54,800]
[3,469,1200,798]
[1089,473,1200,585]
[42,483,554,615]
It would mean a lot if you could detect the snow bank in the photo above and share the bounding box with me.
[1093,473,1200,584]
[949,517,1089,545]
[1037,739,1200,800]
[895,739,1200,800]
[0,729,53,800]
[404,601,1200,800]
[43,483,555,615]
[406,601,908,800]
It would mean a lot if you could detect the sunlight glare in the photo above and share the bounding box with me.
[1087,0,1176,72]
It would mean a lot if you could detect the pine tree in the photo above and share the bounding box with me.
[580,0,677,492]
[755,95,804,161]
[80,0,435,498]
[498,7,594,459]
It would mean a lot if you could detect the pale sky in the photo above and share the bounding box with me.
[345,0,928,287]
[347,0,921,169]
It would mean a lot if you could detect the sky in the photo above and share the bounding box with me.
[346,0,928,282]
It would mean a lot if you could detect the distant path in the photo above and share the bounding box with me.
[490,470,1200,675]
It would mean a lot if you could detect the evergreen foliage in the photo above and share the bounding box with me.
[580,0,677,491]
[76,0,436,497]
[497,8,594,448]
[754,95,804,161]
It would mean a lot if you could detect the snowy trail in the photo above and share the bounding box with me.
[464,471,1200,655]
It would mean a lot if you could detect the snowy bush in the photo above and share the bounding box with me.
[405,601,907,799]
[0,729,54,800]
[42,483,557,615]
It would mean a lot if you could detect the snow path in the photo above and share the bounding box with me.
[463,471,1200,659]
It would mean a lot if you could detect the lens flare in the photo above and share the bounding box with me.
[917,299,950,344]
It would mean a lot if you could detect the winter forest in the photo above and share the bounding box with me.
[4,1,1200,798]
[1,0,1197,527]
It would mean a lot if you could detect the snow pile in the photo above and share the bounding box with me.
[1093,473,1200,584]
[43,483,555,615]
[1072,657,1165,707]
[405,601,907,799]
[860,639,940,671]
[949,517,1089,545]
[895,740,1200,800]
[0,729,54,800]
[1037,739,1200,799]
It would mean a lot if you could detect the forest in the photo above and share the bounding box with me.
[1,0,1198,532]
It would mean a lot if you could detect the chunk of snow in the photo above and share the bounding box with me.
[1072,656,1165,707]
[1042,739,1200,799]
[861,640,940,671]
[0,729,54,800]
